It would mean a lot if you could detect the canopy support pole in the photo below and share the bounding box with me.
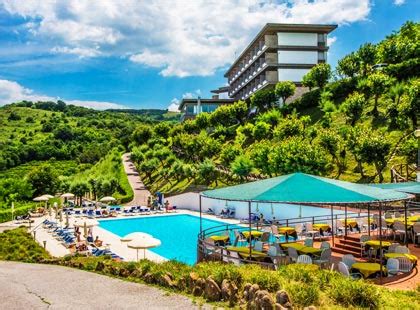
[379,202,383,284]
[199,194,202,234]
[248,201,252,258]
[330,204,334,246]
[367,204,371,237]
[404,200,408,246]
[344,204,348,238]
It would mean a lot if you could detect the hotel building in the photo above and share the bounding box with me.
[179,23,337,119]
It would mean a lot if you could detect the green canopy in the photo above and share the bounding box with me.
[202,173,412,204]
[369,182,420,195]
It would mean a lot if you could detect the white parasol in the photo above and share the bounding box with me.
[100,196,116,202]
[42,194,54,199]
[33,196,49,202]
[74,218,99,228]
[61,193,75,198]
[127,235,161,261]
[120,232,153,243]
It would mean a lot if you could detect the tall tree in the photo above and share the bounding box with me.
[341,92,365,126]
[275,81,296,105]
[365,72,392,116]
[302,63,332,90]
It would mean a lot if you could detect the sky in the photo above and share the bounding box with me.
[0,0,418,111]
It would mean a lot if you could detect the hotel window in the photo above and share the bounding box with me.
[318,34,326,47]
[186,105,194,114]
[318,51,326,62]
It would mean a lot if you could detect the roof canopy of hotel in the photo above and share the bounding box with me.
[201,173,412,204]
[369,182,420,195]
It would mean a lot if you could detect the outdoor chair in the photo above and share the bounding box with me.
[287,247,299,263]
[297,254,312,264]
[387,243,400,253]
[413,223,420,245]
[206,208,215,215]
[227,250,241,266]
[260,232,271,245]
[342,254,356,269]
[393,221,409,243]
[394,211,402,218]
[271,225,283,239]
[337,262,362,280]
[356,219,365,233]
[314,248,331,268]
[384,212,393,219]
[268,246,286,268]
[397,257,413,273]
[233,230,247,247]
[203,238,216,257]
[360,235,371,243]
[394,245,410,254]
[320,241,331,249]
[304,238,314,247]
[294,223,304,239]
[386,258,399,276]
[254,241,264,252]
[304,223,320,239]
[334,220,345,236]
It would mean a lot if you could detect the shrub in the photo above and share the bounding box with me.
[239,264,282,292]
[196,262,242,286]
[328,276,381,309]
[285,282,320,307]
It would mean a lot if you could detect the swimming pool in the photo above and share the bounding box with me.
[99,214,235,265]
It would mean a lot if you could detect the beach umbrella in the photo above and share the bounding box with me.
[33,196,49,202]
[61,193,75,198]
[127,235,161,261]
[100,196,116,203]
[74,218,99,228]
[120,232,153,243]
[42,194,54,199]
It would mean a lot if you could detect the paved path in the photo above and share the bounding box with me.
[122,153,151,206]
[0,261,205,309]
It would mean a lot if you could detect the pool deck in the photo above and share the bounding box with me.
[0,209,240,262]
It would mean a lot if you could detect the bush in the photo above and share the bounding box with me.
[328,276,381,309]
[0,203,34,223]
[285,282,320,307]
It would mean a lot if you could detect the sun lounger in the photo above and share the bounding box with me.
[95,210,103,218]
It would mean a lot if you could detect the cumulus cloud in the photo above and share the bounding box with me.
[0,79,127,110]
[394,0,405,5]
[1,0,372,77]
[167,98,180,112]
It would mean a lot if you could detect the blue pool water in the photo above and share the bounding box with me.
[99,215,235,265]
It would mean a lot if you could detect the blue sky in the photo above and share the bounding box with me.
[0,0,418,110]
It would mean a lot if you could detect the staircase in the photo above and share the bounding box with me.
[332,236,362,258]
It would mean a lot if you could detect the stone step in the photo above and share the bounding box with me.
[334,243,362,253]
[338,239,361,248]
[332,247,362,258]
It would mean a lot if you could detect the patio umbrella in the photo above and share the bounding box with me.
[42,194,54,199]
[127,235,161,261]
[61,193,75,198]
[100,196,116,203]
[33,196,49,202]
[120,232,153,243]
[74,218,99,228]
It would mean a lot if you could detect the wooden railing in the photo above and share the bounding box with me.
[390,164,417,183]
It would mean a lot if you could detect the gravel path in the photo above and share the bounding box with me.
[0,261,205,309]
[122,153,151,206]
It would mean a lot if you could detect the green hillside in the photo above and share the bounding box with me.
[130,21,419,195]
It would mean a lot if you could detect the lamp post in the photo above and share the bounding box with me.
[415,129,420,182]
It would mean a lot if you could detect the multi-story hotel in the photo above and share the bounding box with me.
[179,23,337,119]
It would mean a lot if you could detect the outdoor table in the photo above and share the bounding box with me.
[226,246,267,260]
[279,243,322,256]
[278,226,295,234]
[242,231,263,240]
[209,235,230,246]
[313,223,330,231]
[351,262,387,278]
[384,253,418,264]
[364,240,392,249]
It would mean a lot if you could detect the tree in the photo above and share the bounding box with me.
[230,155,254,180]
[345,126,366,178]
[220,143,242,167]
[318,129,346,177]
[399,78,420,128]
[337,52,360,78]
[302,63,332,90]
[195,112,211,129]
[357,43,377,76]
[88,178,98,200]
[198,159,218,186]
[153,122,171,139]
[359,131,391,183]
[26,164,59,197]
[0,178,33,203]
[250,89,278,113]
[365,72,392,116]
[71,182,89,206]
[341,92,365,126]
[275,81,296,105]
[139,158,159,181]
[7,111,21,121]
[132,124,153,145]
[252,121,271,140]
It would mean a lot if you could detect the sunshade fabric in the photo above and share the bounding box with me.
[202,173,411,204]
[369,182,420,194]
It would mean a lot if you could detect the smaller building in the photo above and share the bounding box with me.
[179,96,234,121]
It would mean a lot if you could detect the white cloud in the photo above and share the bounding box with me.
[393,0,405,5]
[51,46,101,58]
[2,0,372,77]
[328,36,337,46]
[167,98,180,112]
[0,79,127,110]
